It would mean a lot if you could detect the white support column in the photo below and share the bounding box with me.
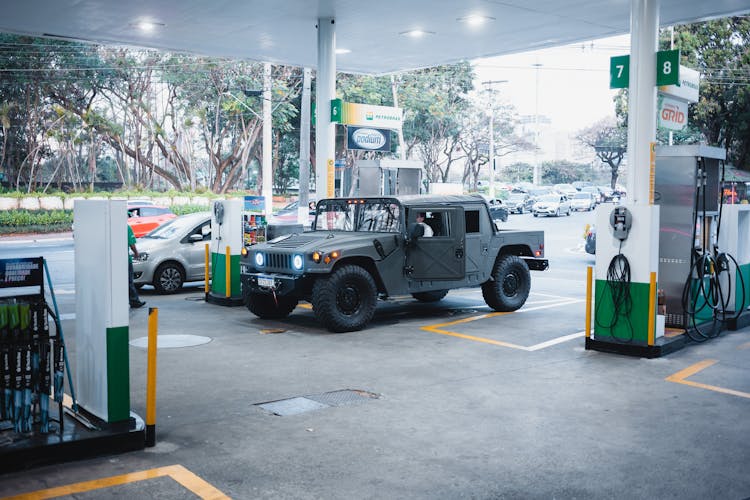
[262,62,273,216]
[316,18,336,199]
[298,67,312,224]
[626,0,659,205]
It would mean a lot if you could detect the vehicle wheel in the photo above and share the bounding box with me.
[481,255,531,312]
[245,292,298,319]
[555,208,560,217]
[533,213,538,218]
[518,207,524,214]
[153,262,185,294]
[412,290,449,302]
[312,265,378,332]
[567,209,571,216]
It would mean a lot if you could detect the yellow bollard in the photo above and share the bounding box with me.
[647,271,656,346]
[585,266,593,338]
[204,243,210,294]
[225,245,231,298]
[146,307,158,447]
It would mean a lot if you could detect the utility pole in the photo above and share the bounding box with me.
[532,62,543,186]
[262,63,273,217]
[482,80,507,199]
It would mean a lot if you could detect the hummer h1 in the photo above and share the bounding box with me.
[240,194,548,332]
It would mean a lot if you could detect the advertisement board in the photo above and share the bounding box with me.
[346,126,392,151]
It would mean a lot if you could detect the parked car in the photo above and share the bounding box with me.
[132,212,212,293]
[584,224,596,254]
[597,185,617,202]
[570,192,597,211]
[482,196,509,223]
[505,192,535,214]
[580,185,603,203]
[532,194,571,217]
[127,203,176,237]
[553,183,578,198]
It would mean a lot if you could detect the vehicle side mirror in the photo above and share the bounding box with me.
[189,234,203,243]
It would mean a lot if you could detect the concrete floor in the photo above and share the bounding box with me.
[1,275,749,499]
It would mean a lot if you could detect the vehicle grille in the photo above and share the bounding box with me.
[266,252,291,270]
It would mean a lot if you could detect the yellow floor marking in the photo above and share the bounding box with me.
[738,341,750,350]
[298,303,312,309]
[6,464,230,500]
[421,299,583,351]
[666,359,750,399]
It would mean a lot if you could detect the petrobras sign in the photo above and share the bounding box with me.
[659,66,699,103]
[336,101,403,130]
[658,95,688,131]
[347,126,392,151]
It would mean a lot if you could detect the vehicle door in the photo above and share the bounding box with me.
[463,206,491,276]
[182,220,212,280]
[406,207,465,280]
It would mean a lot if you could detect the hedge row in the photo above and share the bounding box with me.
[0,210,74,234]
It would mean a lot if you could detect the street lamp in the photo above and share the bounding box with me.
[532,62,543,186]
[482,79,507,199]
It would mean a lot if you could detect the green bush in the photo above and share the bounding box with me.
[171,204,210,216]
[0,210,73,234]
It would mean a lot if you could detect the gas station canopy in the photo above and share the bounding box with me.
[2,0,749,74]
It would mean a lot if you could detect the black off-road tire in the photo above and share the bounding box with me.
[245,292,298,319]
[153,262,185,294]
[311,265,377,332]
[481,255,531,312]
[412,290,449,302]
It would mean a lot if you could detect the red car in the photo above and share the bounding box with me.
[127,203,176,237]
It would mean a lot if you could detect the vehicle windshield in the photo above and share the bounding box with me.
[538,194,561,202]
[508,194,526,201]
[142,216,195,239]
[314,199,401,233]
[573,193,590,199]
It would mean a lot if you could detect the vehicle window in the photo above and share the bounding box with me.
[465,210,480,233]
[315,200,401,233]
[140,207,168,217]
[422,211,448,237]
[573,193,589,199]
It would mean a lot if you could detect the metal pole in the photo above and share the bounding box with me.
[145,307,158,447]
[263,63,273,217]
[648,271,657,345]
[626,0,659,205]
[391,75,406,161]
[585,266,593,338]
[225,245,231,298]
[204,243,210,294]
[316,18,336,199]
[482,80,507,199]
[532,63,543,186]
[298,68,312,224]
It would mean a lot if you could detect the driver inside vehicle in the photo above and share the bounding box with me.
[409,212,434,240]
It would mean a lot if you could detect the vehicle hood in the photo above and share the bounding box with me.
[136,235,180,253]
[258,230,399,253]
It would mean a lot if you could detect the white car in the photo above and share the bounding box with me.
[132,212,212,293]
[532,194,571,217]
[570,192,596,211]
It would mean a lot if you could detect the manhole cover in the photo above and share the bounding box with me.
[256,389,379,416]
[129,334,212,349]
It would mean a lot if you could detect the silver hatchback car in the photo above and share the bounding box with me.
[132,212,212,293]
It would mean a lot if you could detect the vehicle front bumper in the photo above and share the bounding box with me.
[533,206,559,215]
[240,267,306,297]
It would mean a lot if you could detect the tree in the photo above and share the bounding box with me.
[577,117,628,189]
[669,17,750,169]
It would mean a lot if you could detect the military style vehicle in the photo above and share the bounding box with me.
[240,195,548,332]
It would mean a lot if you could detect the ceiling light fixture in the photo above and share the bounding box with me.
[335,48,351,54]
[457,15,496,27]
[399,29,435,38]
[131,20,166,33]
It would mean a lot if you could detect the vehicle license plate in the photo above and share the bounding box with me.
[258,276,274,288]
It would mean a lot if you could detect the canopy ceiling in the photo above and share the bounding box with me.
[2,1,750,74]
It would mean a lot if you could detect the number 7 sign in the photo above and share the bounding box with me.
[609,50,681,89]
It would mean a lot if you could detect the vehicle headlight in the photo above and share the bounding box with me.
[292,254,304,271]
[134,252,148,262]
[254,252,265,267]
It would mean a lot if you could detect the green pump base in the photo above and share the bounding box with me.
[585,333,687,358]
[205,291,245,307]
[0,406,145,473]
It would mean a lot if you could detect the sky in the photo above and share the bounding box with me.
[472,34,632,134]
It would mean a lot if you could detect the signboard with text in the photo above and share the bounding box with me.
[0,257,44,288]
[346,126,392,152]
[609,50,683,89]
[659,66,699,103]
[657,95,688,131]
